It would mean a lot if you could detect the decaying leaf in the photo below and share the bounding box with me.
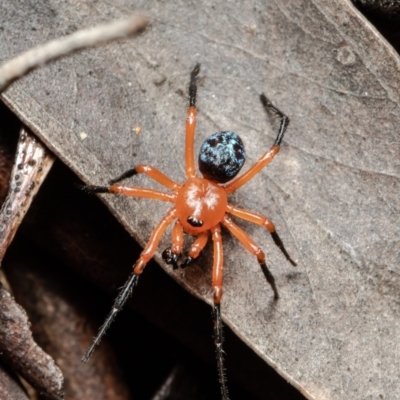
[1,1,399,399]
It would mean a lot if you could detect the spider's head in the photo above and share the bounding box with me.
[198,131,246,184]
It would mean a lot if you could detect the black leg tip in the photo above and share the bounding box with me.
[162,248,180,270]
[79,184,109,194]
[191,63,201,79]
[181,256,193,268]
[108,168,138,185]
[260,263,280,301]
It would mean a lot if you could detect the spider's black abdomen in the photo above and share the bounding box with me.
[198,131,246,183]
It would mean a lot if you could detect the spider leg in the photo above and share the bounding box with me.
[226,204,296,266]
[181,231,209,267]
[81,184,176,203]
[82,208,177,362]
[162,219,184,269]
[222,215,279,300]
[82,273,139,362]
[186,63,200,179]
[260,93,290,146]
[210,224,230,400]
[108,164,180,191]
[224,95,290,194]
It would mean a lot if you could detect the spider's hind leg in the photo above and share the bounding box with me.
[83,208,178,362]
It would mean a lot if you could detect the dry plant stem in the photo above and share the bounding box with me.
[0,13,149,92]
[0,286,64,400]
[0,127,54,263]
[0,362,31,400]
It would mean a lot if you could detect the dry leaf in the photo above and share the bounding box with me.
[1,1,399,399]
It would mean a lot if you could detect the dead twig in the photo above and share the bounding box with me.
[0,127,55,263]
[0,13,148,93]
[0,285,64,400]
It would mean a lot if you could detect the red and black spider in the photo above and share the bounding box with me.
[82,64,296,400]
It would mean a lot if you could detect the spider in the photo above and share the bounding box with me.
[81,64,296,400]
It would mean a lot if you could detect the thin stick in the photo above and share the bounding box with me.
[0,127,54,263]
[0,13,148,92]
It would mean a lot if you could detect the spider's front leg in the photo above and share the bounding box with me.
[185,63,200,179]
[83,207,177,362]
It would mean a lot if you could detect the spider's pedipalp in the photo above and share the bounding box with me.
[162,220,184,269]
[162,248,180,269]
[181,231,208,267]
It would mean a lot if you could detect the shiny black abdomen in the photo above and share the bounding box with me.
[198,131,246,183]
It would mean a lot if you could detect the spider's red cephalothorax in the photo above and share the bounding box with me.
[82,64,296,400]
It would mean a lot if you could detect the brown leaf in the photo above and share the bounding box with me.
[1,1,400,399]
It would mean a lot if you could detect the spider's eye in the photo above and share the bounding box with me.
[198,131,246,183]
